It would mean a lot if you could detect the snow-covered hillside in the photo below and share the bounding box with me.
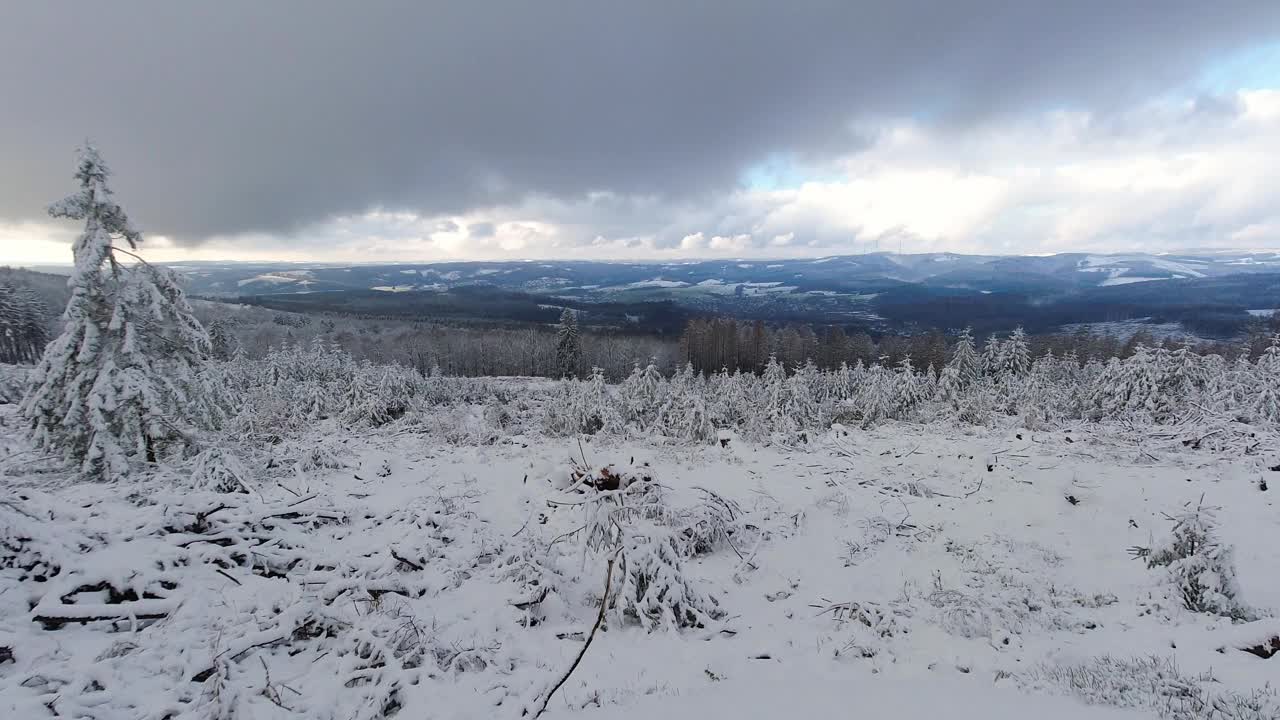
[2,393,1277,719]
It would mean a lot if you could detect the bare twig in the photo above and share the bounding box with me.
[215,569,243,586]
[963,477,984,498]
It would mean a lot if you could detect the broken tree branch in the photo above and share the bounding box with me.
[529,547,621,719]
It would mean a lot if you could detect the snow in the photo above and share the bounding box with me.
[1247,308,1278,317]
[1099,276,1164,286]
[235,272,313,287]
[741,283,796,294]
[624,279,689,289]
[579,665,1144,719]
[1079,256,1206,278]
[371,285,415,292]
[4,398,1278,718]
[5,323,1280,718]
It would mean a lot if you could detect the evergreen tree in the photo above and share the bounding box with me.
[1004,327,1031,376]
[20,145,212,480]
[980,335,1002,377]
[1252,335,1280,423]
[555,307,581,379]
[948,327,981,387]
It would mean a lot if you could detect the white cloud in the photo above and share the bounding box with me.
[7,90,1280,265]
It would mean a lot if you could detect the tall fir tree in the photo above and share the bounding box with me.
[21,145,212,480]
[947,327,981,387]
[1004,327,1031,376]
[555,307,582,379]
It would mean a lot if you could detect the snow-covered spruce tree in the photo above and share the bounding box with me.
[980,334,1003,378]
[893,355,927,419]
[1253,335,1280,423]
[782,360,821,431]
[618,361,664,431]
[20,145,211,480]
[1003,326,1031,377]
[947,327,981,389]
[660,363,716,442]
[754,355,794,437]
[1135,502,1254,621]
[555,307,582,379]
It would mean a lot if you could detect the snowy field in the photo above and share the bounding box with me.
[3,400,1277,719]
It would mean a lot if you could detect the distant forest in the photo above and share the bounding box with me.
[194,302,1279,381]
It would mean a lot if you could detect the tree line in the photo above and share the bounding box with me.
[674,315,1279,375]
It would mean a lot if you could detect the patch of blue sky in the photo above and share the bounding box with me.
[1196,40,1280,93]
[741,152,845,191]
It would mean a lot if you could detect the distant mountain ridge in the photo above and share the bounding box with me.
[141,251,1280,298]
[18,251,1280,338]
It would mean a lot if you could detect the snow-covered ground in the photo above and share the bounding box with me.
[3,402,1277,719]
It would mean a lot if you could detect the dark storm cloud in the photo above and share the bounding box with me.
[2,1,1278,243]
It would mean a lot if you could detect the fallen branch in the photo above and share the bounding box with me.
[528,548,621,719]
[963,477,984,498]
[389,548,424,571]
[33,599,177,630]
[215,569,243,586]
[33,610,171,630]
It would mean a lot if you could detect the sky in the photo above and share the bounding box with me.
[3,2,1280,264]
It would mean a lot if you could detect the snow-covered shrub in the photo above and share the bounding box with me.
[552,460,723,632]
[617,362,664,432]
[1088,346,1211,424]
[278,438,353,473]
[611,529,723,631]
[438,405,501,445]
[342,362,420,427]
[196,322,1280,452]
[822,600,903,660]
[0,363,29,404]
[657,366,718,442]
[539,371,621,436]
[189,446,255,494]
[1135,503,1255,621]
[0,492,63,584]
[492,533,566,627]
[671,487,749,557]
[1025,655,1280,720]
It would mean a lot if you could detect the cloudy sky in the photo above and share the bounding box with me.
[3,2,1280,264]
